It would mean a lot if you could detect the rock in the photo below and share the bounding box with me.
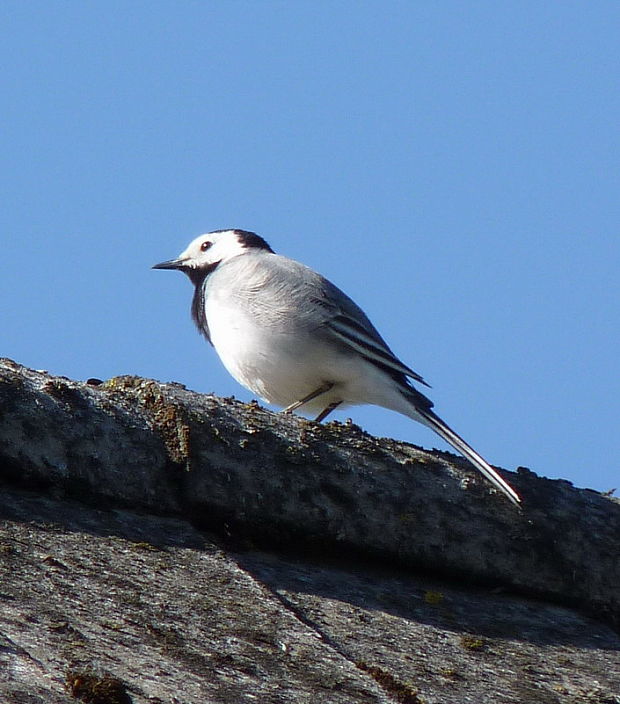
[0,358,618,703]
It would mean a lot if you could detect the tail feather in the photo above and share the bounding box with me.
[413,404,521,508]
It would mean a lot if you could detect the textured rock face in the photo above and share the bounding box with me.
[0,358,619,703]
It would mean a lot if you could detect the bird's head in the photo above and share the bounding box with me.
[152,229,274,284]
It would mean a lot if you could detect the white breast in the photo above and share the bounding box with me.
[204,292,319,407]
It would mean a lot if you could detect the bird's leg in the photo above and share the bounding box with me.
[315,401,342,423]
[282,382,334,414]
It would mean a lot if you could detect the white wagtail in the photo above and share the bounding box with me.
[153,229,521,507]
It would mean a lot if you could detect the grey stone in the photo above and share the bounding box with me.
[0,358,618,703]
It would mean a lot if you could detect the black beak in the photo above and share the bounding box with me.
[152,258,186,271]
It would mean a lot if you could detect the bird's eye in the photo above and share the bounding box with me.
[201,241,212,252]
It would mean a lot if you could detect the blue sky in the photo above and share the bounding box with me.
[2,2,618,493]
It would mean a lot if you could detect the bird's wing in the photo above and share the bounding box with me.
[233,254,430,388]
[314,277,431,388]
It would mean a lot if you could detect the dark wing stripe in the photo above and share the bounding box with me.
[328,315,429,385]
[329,321,413,377]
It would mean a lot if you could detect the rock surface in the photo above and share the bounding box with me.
[0,358,619,703]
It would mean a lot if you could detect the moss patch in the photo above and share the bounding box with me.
[356,661,425,703]
[102,376,190,467]
[66,669,131,704]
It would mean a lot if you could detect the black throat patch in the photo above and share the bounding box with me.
[186,260,221,287]
[189,261,221,344]
[191,278,211,344]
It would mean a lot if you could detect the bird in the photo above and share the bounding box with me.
[153,229,521,507]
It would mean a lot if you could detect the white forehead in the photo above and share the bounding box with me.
[178,230,243,259]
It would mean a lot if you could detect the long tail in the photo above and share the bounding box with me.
[411,401,521,508]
